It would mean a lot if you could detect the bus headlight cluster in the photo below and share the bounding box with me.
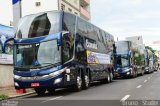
[54,78,62,84]
[49,68,66,76]
[14,82,19,87]
[14,75,21,80]
[127,72,130,75]
[124,69,130,72]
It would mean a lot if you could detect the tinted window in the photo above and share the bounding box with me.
[16,12,61,38]
[75,34,85,62]
[97,29,102,41]
[0,43,2,53]
[93,27,101,41]
[101,31,106,43]
[63,13,76,34]
[76,35,85,53]
[116,41,129,54]
[28,13,51,37]
[62,33,74,63]
[77,18,87,35]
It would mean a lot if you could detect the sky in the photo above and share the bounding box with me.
[90,0,160,50]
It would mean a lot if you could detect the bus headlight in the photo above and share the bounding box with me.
[14,82,19,87]
[127,72,130,75]
[124,69,130,72]
[54,78,62,84]
[14,75,21,80]
[49,68,66,76]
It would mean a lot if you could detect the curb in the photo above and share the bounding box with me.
[8,91,35,99]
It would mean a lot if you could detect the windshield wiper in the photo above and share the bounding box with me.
[33,62,60,69]
[14,66,31,71]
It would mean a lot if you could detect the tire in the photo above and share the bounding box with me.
[131,70,135,78]
[148,70,150,74]
[47,88,55,94]
[107,71,111,83]
[141,70,144,76]
[101,71,110,84]
[82,74,90,89]
[73,74,82,91]
[34,88,46,96]
[136,70,138,77]
[110,72,113,82]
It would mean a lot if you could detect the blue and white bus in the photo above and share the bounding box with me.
[114,41,145,78]
[7,11,115,95]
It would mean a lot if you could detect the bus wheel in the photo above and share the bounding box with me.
[34,88,46,96]
[101,71,110,84]
[107,72,111,83]
[83,74,90,89]
[132,70,136,78]
[141,70,144,76]
[74,74,82,91]
[110,72,113,82]
[135,70,138,77]
[47,88,55,94]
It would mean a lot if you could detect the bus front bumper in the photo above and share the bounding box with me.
[114,69,131,77]
[14,74,65,89]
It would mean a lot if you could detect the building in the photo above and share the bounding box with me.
[126,36,143,45]
[0,0,90,26]
[126,36,145,54]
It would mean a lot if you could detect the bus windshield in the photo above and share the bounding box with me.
[117,55,129,67]
[116,41,129,54]
[14,40,61,69]
[16,12,61,38]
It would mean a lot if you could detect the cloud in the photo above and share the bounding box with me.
[91,0,160,50]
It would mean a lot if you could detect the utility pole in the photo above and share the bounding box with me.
[12,0,22,26]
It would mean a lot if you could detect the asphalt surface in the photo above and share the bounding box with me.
[1,70,160,106]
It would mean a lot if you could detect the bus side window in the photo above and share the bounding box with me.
[76,35,84,52]
[63,13,76,34]
[28,13,51,38]
[77,18,87,36]
[75,35,85,62]
[62,33,74,63]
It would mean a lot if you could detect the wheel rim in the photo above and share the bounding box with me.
[133,71,135,77]
[85,75,89,87]
[108,73,110,81]
[77,76,82,89]
[110,73,113,81]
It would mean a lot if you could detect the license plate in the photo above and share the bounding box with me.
[31,83,40,87]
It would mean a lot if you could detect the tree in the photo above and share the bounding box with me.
[145,46,156,53]
[145,46,158,62]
